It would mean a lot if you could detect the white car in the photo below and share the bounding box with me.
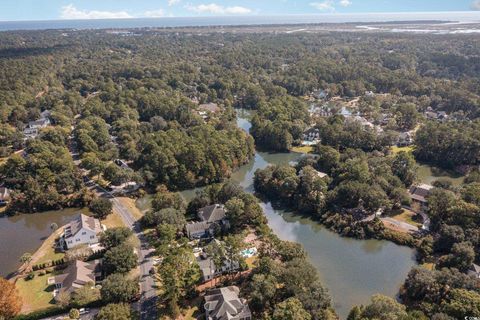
[79,308,89,315]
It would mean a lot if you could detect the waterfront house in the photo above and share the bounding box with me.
[409,184,434,207]
[0,187,11,206]
[299,168,328,179]
[47,259,102,298]
[186,204,229,239]
[204,286,251,320]
[60,214,104,249]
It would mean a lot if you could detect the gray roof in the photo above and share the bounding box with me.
[64,214,102,238]
[409,184,433,203]
[198,204,226,223]
[199,103,220,113]
[185,221,209,236]
[28,118,50,128]
[204,286,251,320]
[197,255,215,280]
[54,260,100,295]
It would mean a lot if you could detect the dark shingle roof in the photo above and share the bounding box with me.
[204,286,251,320]
[198,204,226,223]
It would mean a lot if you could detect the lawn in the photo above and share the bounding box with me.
[390,208,422,228]
[32,228,65,265]
[246,256,257,269]
[291,145,314,154]
[117,197,145,221]
[420,262,435,271]
[102,210,126,228]
[16,273,56,313]
[390,145,414,154]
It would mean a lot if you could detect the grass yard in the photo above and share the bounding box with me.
[16,273,56,313]
[102,210,126,228]
[390,208,422,228]
[291,145,314,154]
[117,197,144,221]
[246,256,257,269]
[420,262,435,271]
[390,145,414,154]
[32,228,65,266]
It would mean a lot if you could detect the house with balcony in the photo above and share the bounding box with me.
[59,214,104,249]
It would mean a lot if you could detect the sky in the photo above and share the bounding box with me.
[0,0,479,21]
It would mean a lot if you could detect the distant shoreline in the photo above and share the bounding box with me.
[0,11,479,32]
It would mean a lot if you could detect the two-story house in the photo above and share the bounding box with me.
[60,214,104,249]
[204,286,251,320]
[185,204,229,239]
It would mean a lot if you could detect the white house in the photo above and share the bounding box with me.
[60,214,104,249]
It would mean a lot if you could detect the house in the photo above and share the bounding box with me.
[40,110,52,119]
[185,204,229,239]
[196,252,239,282]
[299,168,328,179]
[113,159,130,170]
[60,214,104,249]
[312,89,328,100]
[347,115,375,129]
[397,132,413,147]
[109,181,141,195]
[199,103,221,114]
[23,127,39,139]
[468,264,480,278]
[409,184,434,206]
[47,259,102,298]
[0,187,11,206]
[303,128,320,142]
[28,118,51,129]
[204,286,251,320]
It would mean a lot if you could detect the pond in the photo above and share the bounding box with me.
[0,208,89,278]
[138,110,417,318]
[417,163,465,186]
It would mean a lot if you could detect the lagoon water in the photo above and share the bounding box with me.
[0,111,417,318]
[0,208,88,278]
[178,110,417,318]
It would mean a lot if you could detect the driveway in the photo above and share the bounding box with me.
[381,217,419,233]
[40,308,99,320]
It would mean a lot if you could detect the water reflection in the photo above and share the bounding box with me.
[417,164,464,186]
[0,208,89,277]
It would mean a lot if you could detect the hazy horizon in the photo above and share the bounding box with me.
[1,11,479,32]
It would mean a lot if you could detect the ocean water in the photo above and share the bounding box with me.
[0,11,479,31]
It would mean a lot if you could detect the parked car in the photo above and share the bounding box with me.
[79,308,89,315]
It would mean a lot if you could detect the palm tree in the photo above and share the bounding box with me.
[50,222,58,233]
[20,252,32,264]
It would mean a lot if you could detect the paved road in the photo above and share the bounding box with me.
[70,130,157,319]
[95,186,158,320]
